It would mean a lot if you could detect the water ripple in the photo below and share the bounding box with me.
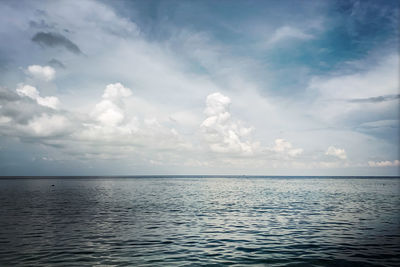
[0,177,399,266]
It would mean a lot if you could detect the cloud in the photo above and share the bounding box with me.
[0,0,397,175]
[0,88,46,125]
[90,83,132,126]
[0,115,11,124]
[32,32,81,54]
[310,54,398,100]
[358,120,398,129]
[0,87,19,101]
[347,94,399,103]
[0,86,74,140]
[201,92,258,155]
[287,148,304,157]
[92,100,125,127]
[308,54,399,125]
[48,58,65,69]
[16,84,60,109]
[272,139,292,152]
[27,65,55,81]
[26,114,70,137]
[75,82,189,156]
[268,26,314,44]
[2,81,189,161]
[270,139,303,158]
[325,146,347,160]
[368,160,400,167]
[102,83,132,100]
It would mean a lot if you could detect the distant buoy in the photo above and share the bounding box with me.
[51,184,55,186]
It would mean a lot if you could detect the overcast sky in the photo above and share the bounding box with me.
[0,0,399,176]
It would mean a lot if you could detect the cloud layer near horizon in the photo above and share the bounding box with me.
[0,0,398,175]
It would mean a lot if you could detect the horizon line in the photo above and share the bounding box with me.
[0,175,399,179]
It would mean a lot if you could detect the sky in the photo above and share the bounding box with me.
[0,0,399,176]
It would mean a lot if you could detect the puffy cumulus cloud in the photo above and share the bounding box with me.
[16,84,39,99]
[76,83,189,154]
[2,81,190,162]
[325,146,347,160]
[26,114,71,137]
[0,0,397,175]
[91,83,132,126]
[0,86,74,140]
[368,160,400,167]
[1,89,43,125]
[16,84,60,109]
[92,100,124,126]
[270,139,303,158]
[27,65,55,81]
[33,95,59,110]
[201,92,259,155]
[102,83,132,100]
[204,92,231,117]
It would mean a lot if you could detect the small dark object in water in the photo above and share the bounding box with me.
[51,184,55,186]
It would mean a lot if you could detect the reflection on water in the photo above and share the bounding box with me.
[0,177,399,266]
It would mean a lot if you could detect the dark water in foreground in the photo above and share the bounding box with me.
[0,177,399,266]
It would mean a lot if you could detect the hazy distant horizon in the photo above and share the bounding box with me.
[0,175,399,178]
[0,0,399,176]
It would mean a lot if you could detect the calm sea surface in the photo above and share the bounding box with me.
[0,177,399,266]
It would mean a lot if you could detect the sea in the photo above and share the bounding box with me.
[0,176,399,266]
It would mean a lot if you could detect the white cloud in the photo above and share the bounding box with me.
[201,92,258,155]
[16,84,39,99]
[272,138,292,152]
[269,26,314,44]
[288,148,304,157]
[310,55,398,100]
[36,96,60,110]
[27,114,70,137]
[92,100,124,126]
[0,0,397,175]
[74,82,191,157]
[102,82,132,100]
[326,146,347,160]
[16,84,60,109]
[271,139,303,158]
[27,65,56,81]
[91,83,132,126]
[0,116,11,124]
[308,54,398,124]
[368,160,400,167]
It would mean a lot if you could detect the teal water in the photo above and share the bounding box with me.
[0,177,399,266]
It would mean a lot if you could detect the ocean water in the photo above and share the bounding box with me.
[0,177,399,266]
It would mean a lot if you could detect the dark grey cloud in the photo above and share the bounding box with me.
[0,87,19,101]
[29,20,54,30]
[348,94,400,103]
[32,32,81,54]
[48,58,66,69]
